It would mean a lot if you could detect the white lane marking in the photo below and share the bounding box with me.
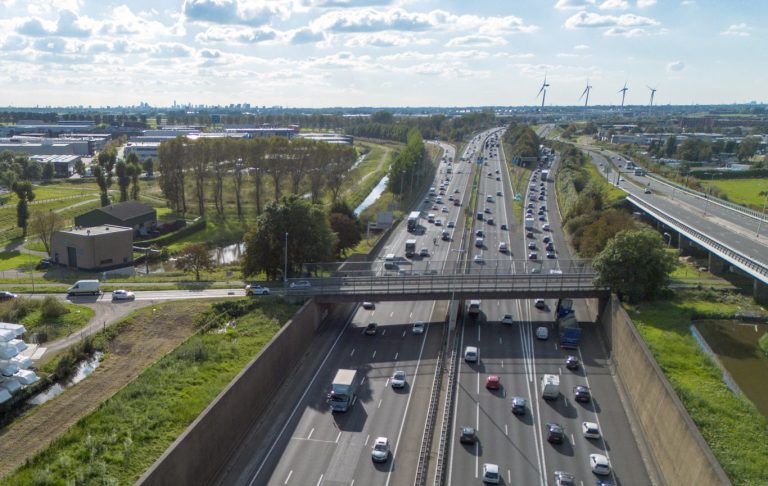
[316,474,323,486]
[475,441,479,478]
[501,359,504,368]
[385,378,389,387]
[382,329,386,336]
[558,367,562,375]
[248,309,355,486]
[402,330,406,337]
[361,376,366,386]
[372,350,376,359]
[378,399,382,409]
[409,311,413,319]
[350,348,355,357]
[394,352,398,360]
[290,437,338,444]
[477,324,481,342]
[365,434,370,446]
[390,311,394,317]
[351,481,355,486]
[505,423,508,435]
[570,434,575,446]
[499,337,502,344]
[307,428,314,440]
[508,470,512,484]
[476,371,480,395]
[335,432,341,443]
[284,470,293,484]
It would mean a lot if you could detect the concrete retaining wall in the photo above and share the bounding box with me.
[138,299,329,486]
[601,295,732,486]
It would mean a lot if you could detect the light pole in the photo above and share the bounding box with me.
[663,232,672,248]
[756,193,768,238]
[284,231,288,288]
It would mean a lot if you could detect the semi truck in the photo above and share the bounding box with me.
[407,211,421,232]
[328,369,359,412]
[405,239,417,258]
[554,298,581,349]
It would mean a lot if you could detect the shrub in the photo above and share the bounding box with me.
[0,297,39,322]
[40,296,69,319]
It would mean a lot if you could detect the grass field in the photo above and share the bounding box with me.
[22,303,95,342]
[5,299,297,485]
[627,290,768,485]
[0,251,35,271]
[709,178,768,208]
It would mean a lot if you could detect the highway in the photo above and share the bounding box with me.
[583,145,768,271]
[216,129,504,485]
[448,136,652,485]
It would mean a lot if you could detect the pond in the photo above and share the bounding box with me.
[695,320,768,419]
[354,175,389,216]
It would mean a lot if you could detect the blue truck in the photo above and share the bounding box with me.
[555,299,581,349]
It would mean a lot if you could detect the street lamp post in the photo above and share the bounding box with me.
[284,232,288,288]
[663,232,672,248]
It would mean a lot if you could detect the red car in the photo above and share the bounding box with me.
[485,375,501,390]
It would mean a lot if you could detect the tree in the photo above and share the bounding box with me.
[143,157,154,177]
[737,136,761,161]
[29,209,65,256]
[12,181,35,236]
[330,212,361,258]
[94,150,115,206]
[242,195,336,280]
[593,229,677,303]
[74,159,85,176]
[115,160,130,201]
[175,243,215,281]
[664,135,677,158]
[42,162,54,181]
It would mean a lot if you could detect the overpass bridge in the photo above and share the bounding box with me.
[289,258,608,302]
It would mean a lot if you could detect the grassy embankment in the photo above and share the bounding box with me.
[5,298,297,485]
[708,178,768,208]
[627,290,768,485]
[0,297,94,341]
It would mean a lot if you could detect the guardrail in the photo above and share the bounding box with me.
[628,195,768,283]
[414,335,444,486]
[433,326,460,486]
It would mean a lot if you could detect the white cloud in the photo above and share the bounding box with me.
[574,44,590,50]
[667,60,684,72]
[599,0,629,10]
[195,26,278,43]
[182,0,288,27]
[55,10,91,37]
[637,0,656,7]
[288,27,327,44]
[345,32,425,48]
[554,0,596,10]
[565,11,658,29]
[14,10,92,38]
[446,35,506,48]
[720,23,751,37]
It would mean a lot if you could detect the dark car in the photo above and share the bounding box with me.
[565,356,580,370]
[511,396,526,415]
[538,195,545,201]
[500,224,508,230]
[364,322,378,335]
[543,236,551,243]
[526,231,534,239]
[546,251,556,259]
[554,471,576,486]
[574,385,591,403]
[0,291,18,301]
[36,258,53,270]
[528,242,536,250]
[547,423,565,443]
[459,426,477,444]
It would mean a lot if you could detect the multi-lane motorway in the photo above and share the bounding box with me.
[215,128,654,485]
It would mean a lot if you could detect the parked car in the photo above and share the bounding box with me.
[364,322,378,335]
[289,280,311,290]
[245,284,270,296]
[111,289,135,301]
[36,258,52,270]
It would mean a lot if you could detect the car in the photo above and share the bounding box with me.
[453,200,460,206]
[464,345,478,362]
[543,236,551,243]
[36,258,52,270]
[498,242,508,253]
[536,326,549,340]
[447,221,455,228]
[474,255,484,264]
[530,266,541,274]
[420,247,429,257]
[546,242,555,251]
[546,251,556,259]
[582,421,601,439]
[476,229,485,237]
[539,215,547,221]
[412,321,426,334]
[619,177,625,182]
[590,454,611,475]
[371,437,390,462]
[391,370,406,388]
[501,314,514,325]
[574,385,591,402]
[565,355,580,370]
[534,299,546,309]
[526,208,534,215]
[543,224,551,231]
[289,280,311,289]
[540,182,545,187]
[528,242,536,250]
[546,423,565,443]
[526,231,534,238]
[485,375,501,390]
[448,195,454,201]
[554,471,576,486]
[527,203,534,209]
[364,322,378,335]
[424,198,430,204]
[528,252,538,260]
[486,195,494,202]
[459,426,477,444]
[538,195,545,200]
[496,191,503,196]
[111,289,135,301]
[245,284,270,296]
[362,301,375,310]
[454,188,460,194]
[432,204,438,210]
[644,187,652,194]
[0,291,18,301]
[540,205,547,211]
[495,169,499,174]
[441,207,448,213]
[484,207,491,214]
[511,396,527,415]
[482,463,500,484]
[495,176,500,181]
[500,223,507,230]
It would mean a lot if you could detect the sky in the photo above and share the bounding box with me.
[0,0,764,108]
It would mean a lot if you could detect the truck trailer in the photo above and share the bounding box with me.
[525,217,535,230]
[328,369,358,412]
[554,299,581,349]
[407,211,421,232]
[405,239,417,258]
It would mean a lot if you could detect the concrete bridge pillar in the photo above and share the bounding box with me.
[708,252,730,276]
[754,280,768,305]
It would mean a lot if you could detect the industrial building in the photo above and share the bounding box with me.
[74,200,157,236]
[50,225,134,271]
[29,155,82,177]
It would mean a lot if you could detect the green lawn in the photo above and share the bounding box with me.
[6,299,297,485]
[627,291,768,485]
[0,251,35,271]
[21,303,95,342]
[584,163,625,205]
[709,178,768,208]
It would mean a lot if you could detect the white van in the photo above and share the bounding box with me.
[464,346,478,363]
[67,280,100,296]
[384,254,396,269]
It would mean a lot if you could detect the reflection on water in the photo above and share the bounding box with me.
[29,352,104,406]
[139,243,245,274]
[354,175,389,216]
[696,320,768,419]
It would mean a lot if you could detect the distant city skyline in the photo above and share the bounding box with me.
[0,1,764,108]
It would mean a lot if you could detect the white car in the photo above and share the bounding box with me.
[371,437,390,463]
[582,421,601,439]
[412,321,426,334]
[589,454,611,475]
[482,463,500,484]
[441,207,449,213]
[447,221,455,228]
[391,370,406,389]
[245,284,270,296]
[536,326,549,340]
[111,289,135,301]
[501,314,514,325]
[474,255,484,264]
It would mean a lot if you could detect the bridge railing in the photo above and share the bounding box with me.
[629,195,768,282]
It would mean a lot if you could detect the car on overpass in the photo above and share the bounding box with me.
[289,281,311,290]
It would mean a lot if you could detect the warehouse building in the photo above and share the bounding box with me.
[74,200,157,236]
[50,225,133,271]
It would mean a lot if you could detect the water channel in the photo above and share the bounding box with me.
[354,175,389,216]
[29,352,104,406]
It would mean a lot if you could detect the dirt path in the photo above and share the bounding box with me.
[0,301,208,478]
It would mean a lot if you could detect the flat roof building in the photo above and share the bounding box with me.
[51,225,133,271]
[74,200,157,235]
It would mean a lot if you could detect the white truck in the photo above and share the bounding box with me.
[66,280,100,296]
[541,374,560,400]
[328,369,359,412]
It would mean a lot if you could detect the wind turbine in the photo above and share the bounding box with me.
[579,80,592,107]
[618,82,628,107]
[647,86,657,107]
[537,75,550,109]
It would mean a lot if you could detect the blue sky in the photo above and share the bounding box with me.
[0,0,763,108]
